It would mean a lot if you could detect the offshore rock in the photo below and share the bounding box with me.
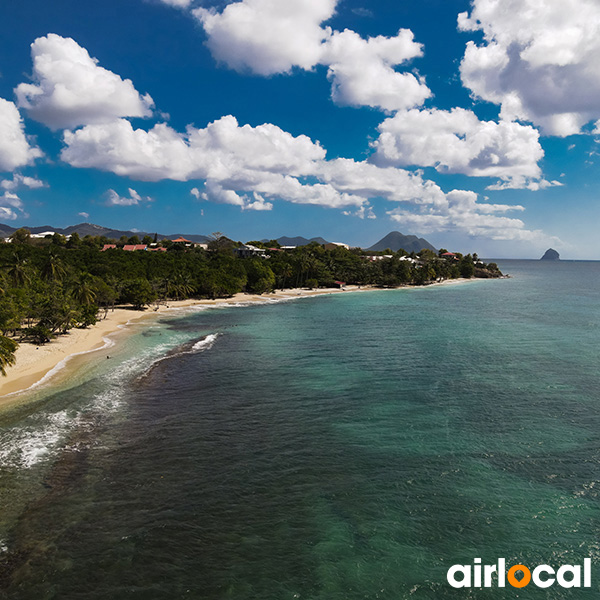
[540,248,560,260]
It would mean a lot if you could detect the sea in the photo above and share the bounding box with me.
[1,259,599,599]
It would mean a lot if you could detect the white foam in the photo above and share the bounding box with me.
[192,333,220,352]
[0,409,86,470]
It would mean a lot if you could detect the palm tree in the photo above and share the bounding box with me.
[71,273,97,306]
[41,251,67,282]
[279,263,293,290]
[0,335,18,376]
[3,252,30,287]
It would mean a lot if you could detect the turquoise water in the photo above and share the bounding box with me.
[1,260,600,599]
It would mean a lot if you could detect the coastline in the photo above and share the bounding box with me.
[0,279,477,404]
[0,286,359,402]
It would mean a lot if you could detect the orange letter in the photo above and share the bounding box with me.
[507,565,531,588]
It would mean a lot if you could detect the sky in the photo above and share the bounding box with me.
[1,0,600,258]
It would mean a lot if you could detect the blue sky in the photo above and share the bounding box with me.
[1,0,600,257]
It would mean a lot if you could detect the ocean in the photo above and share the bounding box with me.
[1,259,599,599]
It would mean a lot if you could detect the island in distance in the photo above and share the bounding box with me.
[540,248,560,260]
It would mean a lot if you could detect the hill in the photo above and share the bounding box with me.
[366,231,437,253]
[263,235,330,246]
[0,222,210,243]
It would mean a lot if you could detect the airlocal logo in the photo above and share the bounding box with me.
[447,558,591,589]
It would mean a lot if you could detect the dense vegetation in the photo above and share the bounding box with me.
[0,228,502,373]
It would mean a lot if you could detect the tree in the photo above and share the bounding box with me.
[459,255,475,278]
[66,232,81,249]
[3,252,31,287]
[245,259,275,294]
[71,272,97,306]
[41,251,67,282]
[0,335,18,375]
[9,228,31,245]
[120,279,156,309]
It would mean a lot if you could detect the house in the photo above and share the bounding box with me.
[441,252,458,260]
[101,244,117,251]
[123,244,148,251]
[30,231,59,239]
[324,242,350,251]
[148,247,167,252]
[235,244,266,258]
[171,236,198,248]
[366,254,393,261]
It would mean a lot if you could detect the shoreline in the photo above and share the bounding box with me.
[0,279,477,404]
[0,286,359,403]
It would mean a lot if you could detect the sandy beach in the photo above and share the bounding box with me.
[0,286,363,402]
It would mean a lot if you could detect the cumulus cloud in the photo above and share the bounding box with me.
[200,181,273,211]
[193,0,430,111]
[78,211,90,219]
[62,115,325,181]
[15,34,154,130]
[372,107,547,187]
[1,174,46,191]
[105,188,153,206]
[0,98,43,172]
[321,29,429,111]
[387,189,552,242]
[193,0,336,75]
[0,191,26,221]
[459,0,600,136]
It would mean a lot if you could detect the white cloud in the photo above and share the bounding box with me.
[372,108,546,187]
[459,0,600,136]
[0,207,19,221]
[16,34,154,130]
[193,0,336,75]
[199,182,273,211]
[0,98,43,172]
[0,191,26,221]
[62,115,325,181]
[78,211,90,219]
[343,204,376,219]
[1,174,46,191]
[321,29,430,111]
[387,189,553,243]
[158,0,192,7]
[193,0,429,111]
[105,188,153,206]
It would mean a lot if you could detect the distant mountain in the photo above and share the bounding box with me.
[540,248,560,260]
[366,231,437,253]
[0,222,210,243]
[263,235,330,246]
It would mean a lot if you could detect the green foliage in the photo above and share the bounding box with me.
[120,279,156,310]
[0,335,18,375]
[459,255,475,278]
[244,259,275,294]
